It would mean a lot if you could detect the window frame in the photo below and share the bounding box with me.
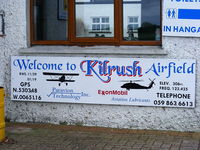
[30,0,162,46]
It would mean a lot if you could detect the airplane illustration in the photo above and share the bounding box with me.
[43,72,79,86]
[121,79,155,90]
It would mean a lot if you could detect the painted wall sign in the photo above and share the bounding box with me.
[163,0,200,37]
[11,56,196,108]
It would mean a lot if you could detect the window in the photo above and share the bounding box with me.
[31,0,161,45]
[91,17,111,37]
[128,17,139,31]
[125,16,139,40]
[75,0,114,38]
[91,17,110,31]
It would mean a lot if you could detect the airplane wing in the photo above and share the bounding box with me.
[46,79,75,82]
[43,72,79,76]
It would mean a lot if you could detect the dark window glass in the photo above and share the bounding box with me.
[93,18,100,23]
[33,0,68,40]
[92,24,100,30]
[123,0,160,41]
[102,17,109,23]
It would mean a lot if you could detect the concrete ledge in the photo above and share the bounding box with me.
[19,46,167,56]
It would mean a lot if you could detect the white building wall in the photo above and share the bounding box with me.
[0,0,27,87]
[1,0,200,132]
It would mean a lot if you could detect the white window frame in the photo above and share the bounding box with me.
[91,16,110,32]
[127,16,139,31]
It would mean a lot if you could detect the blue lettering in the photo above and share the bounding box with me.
[145,62,195,78]
[169,26,200,33]
[187,63,195,73]
[177,66,182,73]
[185,26,190,32]
[164,26,171,32]
[145,63,160,76]
[173,26,179,32]
[13,59,63,70]
[126,66,133,76]
[167,62,176,78]
[191,27,196,33]
[179,27,184,32]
